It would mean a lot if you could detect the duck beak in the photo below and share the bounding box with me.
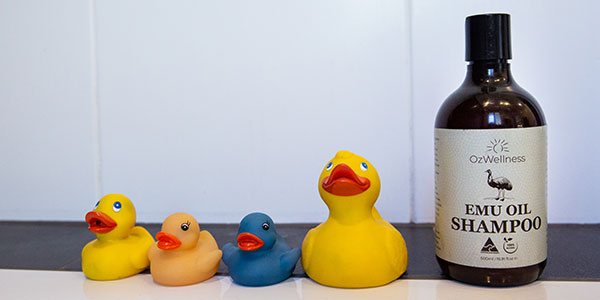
[322,163,371,196]
[156,232,182,250]
[86,211,117,233]
[237,233,264,251]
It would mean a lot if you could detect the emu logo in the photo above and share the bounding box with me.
[485,169,513,201]
[487,139,509,153]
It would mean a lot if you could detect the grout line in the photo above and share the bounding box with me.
[89,0,102,199]
[406,0,416,224]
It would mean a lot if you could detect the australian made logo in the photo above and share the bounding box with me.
[480,237,518,255]
[480,237,499,254]
[469,139,526,164]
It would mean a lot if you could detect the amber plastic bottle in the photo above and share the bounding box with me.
[434,14,547,286]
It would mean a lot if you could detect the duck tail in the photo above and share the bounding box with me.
[280,248,301,273]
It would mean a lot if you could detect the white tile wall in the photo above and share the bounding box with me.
[0,0,598,223]
[94,0,412,223]
[0,0,97,220]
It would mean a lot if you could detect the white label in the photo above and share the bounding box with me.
[434,126,547,268]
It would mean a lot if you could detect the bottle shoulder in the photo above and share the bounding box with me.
[435,82,546,129]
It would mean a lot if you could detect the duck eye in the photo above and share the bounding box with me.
[181,223,189,231]
[262,222,270,231]
[112,201,121,212]
[94,201,99,208]
[360,162,368,171]
[326,162,333,171]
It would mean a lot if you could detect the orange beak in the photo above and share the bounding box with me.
[237,233,264,251]
[322,163,370,196]
[86,211,117,233]
[156,232,182,250]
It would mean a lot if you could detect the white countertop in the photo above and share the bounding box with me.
[1,269,598,299]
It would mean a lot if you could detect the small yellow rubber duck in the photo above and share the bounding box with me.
[82,194,154,280]
[302,150,408,288]
[148,213,222,286]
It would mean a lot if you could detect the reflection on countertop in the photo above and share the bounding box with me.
[2,269,599,300]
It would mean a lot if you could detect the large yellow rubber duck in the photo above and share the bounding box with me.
[301,150,408,288]
[148,212,222,286]
[81,194,154,280]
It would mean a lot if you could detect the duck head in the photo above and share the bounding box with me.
[318,150,381,221]
[85,194,136,241]
[155,213,200,251]
[236,213,277,252]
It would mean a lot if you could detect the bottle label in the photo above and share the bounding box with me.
[434,126,547,268]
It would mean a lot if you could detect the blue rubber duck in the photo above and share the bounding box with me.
[222,212,301,286]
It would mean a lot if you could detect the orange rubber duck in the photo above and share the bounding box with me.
[148,213,222,286]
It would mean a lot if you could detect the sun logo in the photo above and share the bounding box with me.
[487,139,509,153]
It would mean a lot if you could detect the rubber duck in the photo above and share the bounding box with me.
[301,150,408,288]
[81,194,154,280]
[148,212,222,286]
[222,212,301,286]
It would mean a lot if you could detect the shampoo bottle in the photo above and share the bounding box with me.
[434,13,547,286]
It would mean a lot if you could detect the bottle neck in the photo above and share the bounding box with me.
[464,59,513,86]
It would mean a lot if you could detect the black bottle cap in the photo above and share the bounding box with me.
[465,13,511,61]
